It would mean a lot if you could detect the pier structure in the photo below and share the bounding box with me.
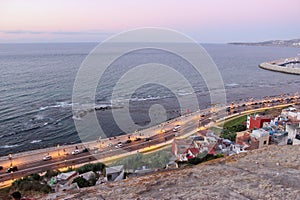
[259,57,300,75]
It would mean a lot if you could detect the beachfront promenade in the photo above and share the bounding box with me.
[259,57,300,75]
[0,95,299,187]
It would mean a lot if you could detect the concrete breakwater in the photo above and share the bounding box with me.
[259,57,300,75]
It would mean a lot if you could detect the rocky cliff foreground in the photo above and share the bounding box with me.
[46,145,300,200]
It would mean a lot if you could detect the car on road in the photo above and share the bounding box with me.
[117,142,123,147]
[144,137,151,142]
[6,166,18,173]
[82,148,89,153]
[42,155,52,161]
[72,149,81,155]
[173,125,181,132]
[125,140,132,144]
[0,166,3,171]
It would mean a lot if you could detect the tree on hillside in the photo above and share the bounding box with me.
[72,176,90,188]
[77,162,106,174]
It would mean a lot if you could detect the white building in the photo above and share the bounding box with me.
[105,165,124,182]
[250,129,270,148]
[286,123,300,145]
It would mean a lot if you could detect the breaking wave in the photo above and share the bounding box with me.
[30,140,42,144]
[0,144,20,149]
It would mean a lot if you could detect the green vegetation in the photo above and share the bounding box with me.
[224,115,247,128]
[215,115,247,141]
[76,162,106,175]
[11,173,52,194]
[0,187,11,199]
[72,175,97,188]
[218,106,285,141]
[44,169,59,178]
[220,129,237,141]
[112,147,172,171]
[209,127,223,135]
[182,151,224,165]
[72,176,90,188]
[72,166,99,188]
[7,163,106,195]
[71,162,105,188]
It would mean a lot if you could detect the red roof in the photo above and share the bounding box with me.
[208,148,216,155]
[187,148,200,155]
[187,155,195,159]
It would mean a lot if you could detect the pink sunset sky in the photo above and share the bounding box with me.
[0,0,299,43]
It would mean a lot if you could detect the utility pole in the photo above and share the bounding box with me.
[57,144,60,157]
[9,154,12,167]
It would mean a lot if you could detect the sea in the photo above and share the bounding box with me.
[0,43,299,156]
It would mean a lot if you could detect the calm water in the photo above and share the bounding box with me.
[0,43,299,156]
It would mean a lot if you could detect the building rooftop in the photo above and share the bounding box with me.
[80,171,96,181]
[287,122,300,130]
[57,171,78,181]
[187,148,199,155]
[251,129,269,139]
[106,165,124,174]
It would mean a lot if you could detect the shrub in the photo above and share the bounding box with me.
[29,173,41,181]
[187,153,222,165]
[188,157,203,165]
[72,176,90,188]
[220,129,237,141]
[40,185,52,194]
[11,178,52,194]
[92,162,106,173]
[216,154,224,158]
[12,179,23,188]
[45,169,59,178]
[76,162,106,174]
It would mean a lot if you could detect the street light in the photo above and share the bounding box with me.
[9,154,12,167]
[57,144,60,157]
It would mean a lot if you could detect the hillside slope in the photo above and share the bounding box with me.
[46,145,300,200]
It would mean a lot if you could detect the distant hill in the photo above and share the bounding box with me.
[229,38,300,47]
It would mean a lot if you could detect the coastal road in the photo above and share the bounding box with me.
[0,95,299,184]
[0,127,186,183]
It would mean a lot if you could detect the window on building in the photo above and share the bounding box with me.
[263,140,267,145]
